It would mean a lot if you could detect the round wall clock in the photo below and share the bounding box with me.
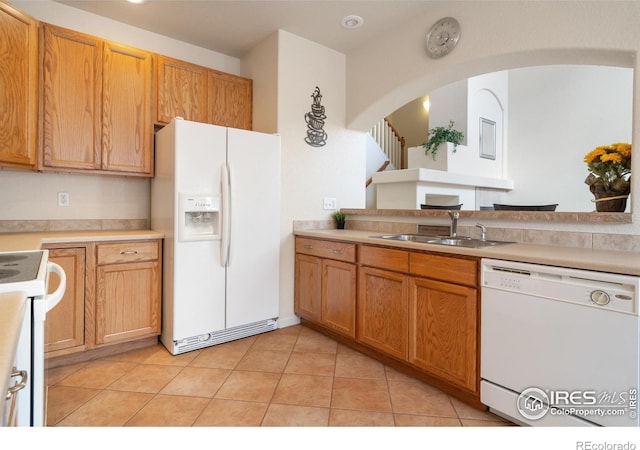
[425,17,461,59]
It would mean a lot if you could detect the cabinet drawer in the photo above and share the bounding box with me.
[97,240,159,265]
[295,237,356,263]
[410,252,478,286]
[359,245,409,273]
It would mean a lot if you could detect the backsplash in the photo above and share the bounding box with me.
[0,219,149,233]
[293,219,640,252]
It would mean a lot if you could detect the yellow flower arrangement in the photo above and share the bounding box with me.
[584,142,631,184]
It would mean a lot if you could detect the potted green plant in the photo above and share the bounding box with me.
[422,120,465,160]
[331,211,346,229]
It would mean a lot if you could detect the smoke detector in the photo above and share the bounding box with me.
[341,15,364,29]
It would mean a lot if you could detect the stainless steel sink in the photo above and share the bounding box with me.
[372,234,513,249]
[424,237,512,248]
[373,234,435,243]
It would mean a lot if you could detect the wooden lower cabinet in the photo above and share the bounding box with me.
[294,238,482,403]
[95,240,161,345]
[357,266,409,360]
[95,260,160,345]
[408,277,478,391]
[44,247,86,356]
[294,237,356,338]
[44,239,162,362]
[321,259,356,338]
[294,253,322,322]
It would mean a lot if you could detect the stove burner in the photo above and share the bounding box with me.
[0,254,28,264]
[0,251,43,284]
[0,269,20,279]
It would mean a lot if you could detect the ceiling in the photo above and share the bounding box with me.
[54,0,438,58]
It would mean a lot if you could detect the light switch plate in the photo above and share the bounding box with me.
[57,192,70,207]
[323,197,337,210]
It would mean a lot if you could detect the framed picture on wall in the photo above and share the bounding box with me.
[479,117,496,160]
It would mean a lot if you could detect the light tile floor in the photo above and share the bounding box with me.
[45,325,513,427]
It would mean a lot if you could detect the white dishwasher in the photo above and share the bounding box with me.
[481,258,639,427]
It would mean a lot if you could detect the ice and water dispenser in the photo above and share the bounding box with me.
[178,193,221,241]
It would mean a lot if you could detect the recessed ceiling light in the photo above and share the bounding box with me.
[127,0,146,4]
[341,15,364,29]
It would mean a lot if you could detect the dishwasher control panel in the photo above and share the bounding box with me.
[481,258,639,315]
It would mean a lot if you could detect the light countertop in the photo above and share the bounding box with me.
[0,230,165,253]
[294,229,640,276]
[0,291,27,422]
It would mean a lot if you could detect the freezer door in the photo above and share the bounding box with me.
[162,120,228,340]
[225,128,281,327]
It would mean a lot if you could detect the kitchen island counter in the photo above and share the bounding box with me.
[294,228,640,277]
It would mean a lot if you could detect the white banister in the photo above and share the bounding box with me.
[369,118,405,171]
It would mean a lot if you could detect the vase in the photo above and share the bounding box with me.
[336,220,345,230]
[584,174,630,212]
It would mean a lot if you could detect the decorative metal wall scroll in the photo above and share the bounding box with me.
[304,86,328,147]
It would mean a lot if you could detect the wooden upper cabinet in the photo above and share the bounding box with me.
[156,55,253,130]
[0,2,39,169]
[156,55,208,124]
[40,24,102,171]
[208,70,252,130]
[40,24,154,176]
[102,42,153,175]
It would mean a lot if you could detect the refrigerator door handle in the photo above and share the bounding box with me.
[221,162,231,267]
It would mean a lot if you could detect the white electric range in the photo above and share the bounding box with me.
[0,250,66,427]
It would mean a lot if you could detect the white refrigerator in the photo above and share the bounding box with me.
[151,118,281,355]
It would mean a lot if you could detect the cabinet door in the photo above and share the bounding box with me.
[95,260,160,345]
[322,259,356,338]
[156,55,208,124]
[408,277,478,391]
[0,2,38,169]
[294,253,322,322]
[44,247,86,356]
[41,25,102,171]
[102,42,153,175]
[357,266,409,360]
[208,70,252,130]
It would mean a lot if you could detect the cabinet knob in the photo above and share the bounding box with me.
[120,250,139,255]
[303,245,313,249]
[332,249,343,255]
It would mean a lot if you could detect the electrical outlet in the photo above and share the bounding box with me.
[57,192,70,207]
[323,197,337,210]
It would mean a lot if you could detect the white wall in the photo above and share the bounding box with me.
[428,79,468,145]
[272,30,366,326]
[0,169,149,220]
[410,72,507,182]
[507,65,632,211]
[467,71,507,180]
[386,95,430,148]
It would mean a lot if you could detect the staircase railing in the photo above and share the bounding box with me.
[369,118,406,171]
[365,160,390,187]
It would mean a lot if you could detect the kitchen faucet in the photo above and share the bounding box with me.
[447,210,459,237]
[476,223,487,241]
